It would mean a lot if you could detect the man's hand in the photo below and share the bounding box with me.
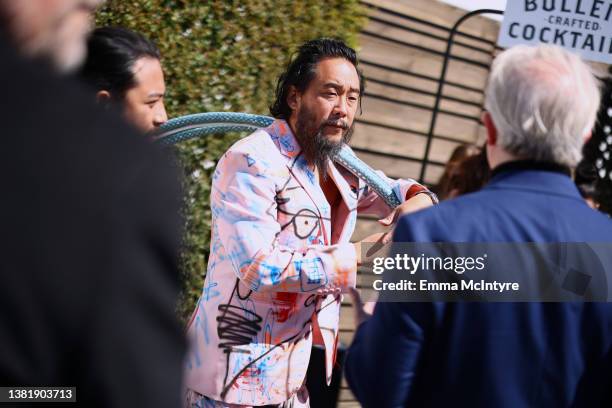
[379,192,435,226]
[353,231,391,265]
[315,286,342,296]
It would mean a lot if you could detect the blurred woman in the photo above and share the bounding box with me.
[436,144,490,200]
[80,26,167,132]
[575,159,601,210]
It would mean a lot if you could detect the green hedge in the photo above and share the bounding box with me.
[96,0,366,322]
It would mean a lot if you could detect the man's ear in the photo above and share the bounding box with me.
[287,85,300,111]
[482,111,497,146]
[96,90,111,105]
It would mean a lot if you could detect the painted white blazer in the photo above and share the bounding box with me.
[184,119,429,405]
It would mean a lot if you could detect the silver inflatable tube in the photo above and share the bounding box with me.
[154,112,403,208]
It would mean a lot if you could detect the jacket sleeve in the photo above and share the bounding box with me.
[211,148,356,293]
[344,217,439,407]
[88,145,185,408]
[344,300,432,408]
[356,169,436,218]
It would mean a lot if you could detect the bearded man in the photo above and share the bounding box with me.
[184,38,436,407]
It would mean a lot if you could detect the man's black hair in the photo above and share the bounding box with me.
[80,26,161,100]
[270,38,365,119]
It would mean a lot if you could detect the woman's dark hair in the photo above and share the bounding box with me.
[575,159,599,202]
[436,144,490,200]
[80,26,161,100]
[270,38,365,119]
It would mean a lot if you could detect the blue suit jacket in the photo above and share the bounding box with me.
[345,166,612,407]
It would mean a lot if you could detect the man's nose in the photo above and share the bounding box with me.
[153,103,168,127]
[333,96,348,118]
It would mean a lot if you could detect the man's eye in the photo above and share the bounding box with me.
[326,92,337,97]
[348,96,358,102]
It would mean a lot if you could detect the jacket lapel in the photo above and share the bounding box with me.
[327,161,358,243]
[486,169,583,201]
[266,120,332,244]
[266,120,350,384]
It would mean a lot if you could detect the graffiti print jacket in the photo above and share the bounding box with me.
[184,119,429,405]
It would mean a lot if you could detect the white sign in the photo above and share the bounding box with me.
[498,0,612,64]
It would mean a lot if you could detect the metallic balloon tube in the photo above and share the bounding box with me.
[154,112,402,208]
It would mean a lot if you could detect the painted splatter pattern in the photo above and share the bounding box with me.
[184,120,428,406]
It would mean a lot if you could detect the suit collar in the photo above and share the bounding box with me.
[267,120,331,240]
[491,160,571,179]
[266,119,301,159]
[266,119,359,243]
[486,164,581,200]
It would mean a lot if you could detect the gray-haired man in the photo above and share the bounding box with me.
[346,44,612,407]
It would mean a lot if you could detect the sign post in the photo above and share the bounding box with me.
[498,0,612,64]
